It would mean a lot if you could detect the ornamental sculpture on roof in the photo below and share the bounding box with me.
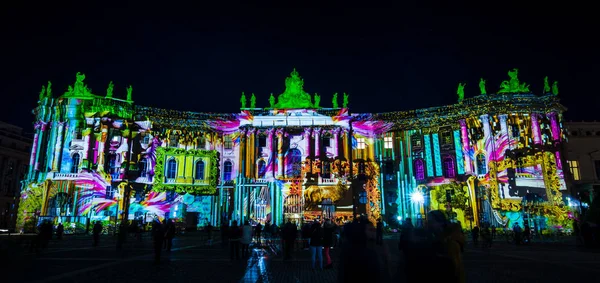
[274,68,315,109]
[498,68,530,94]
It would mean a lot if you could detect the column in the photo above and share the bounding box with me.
[276,128,284,178]
[52,121,66,171]
[459,120,473,174]
[303,128,312,158]
[97,124,109,172]
[547,112,563,169]
[499,114,509,156]
[332,128,340,158]
[247,128,256,178]
[313,127,321,158]
[266,128,275,179]
[531,113,542,145]
[29,122,42,175]
[342,129,349,161]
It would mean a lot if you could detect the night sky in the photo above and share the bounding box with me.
[2,2,598,132]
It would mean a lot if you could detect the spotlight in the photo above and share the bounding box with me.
[410,191,424,204]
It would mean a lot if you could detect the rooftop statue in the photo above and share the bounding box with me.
[274,68,314,109]
[332,93,339,108]
[250,93,256,109]
[543,76,551,93]
[457,83,466,102]
[552,81,559,95]
[106,81,114,98]
[38,85,46,101]
[343,92,349,108]
[479,78,486,95]
[240,92,247,109]
[64,72,93,97]
[126,85,133,102]
[46,81,52,98]
[498,68,530,94]
[269,93,275,108]
[314,93,321,108]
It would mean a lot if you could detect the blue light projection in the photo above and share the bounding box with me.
[423,135,434,177]
[432,133,442,177]
[453,130,465,174]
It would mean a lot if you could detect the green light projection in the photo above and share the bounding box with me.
[314,93,321,108]
[39,85,46,101]
[63,72,94,97]
[343,93,349,108]
[152,147,220,195]
[543,76,551,93]
[126,85,133,102]
[332,93,339,108]
[274,68,314,109]
[106,81,114,98]
[552,81,559,95]
[240,92,247,109]
[479,78,486,95]
[457,83,466,102]
[250,93,256,108]
[498,68,530,94]
[268,93,275,108]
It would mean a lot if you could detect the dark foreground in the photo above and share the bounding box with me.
[2,233,599,282]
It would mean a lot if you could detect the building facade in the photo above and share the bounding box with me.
[0,121,32,230]
[18,70,572,233]
[564,121,600,209]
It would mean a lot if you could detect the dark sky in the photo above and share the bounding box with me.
[2,2,598,132]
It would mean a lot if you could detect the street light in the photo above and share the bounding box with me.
[410,191,424,204]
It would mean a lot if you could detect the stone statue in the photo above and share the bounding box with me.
[38,85,46,101]
[498,68,530,94]
[269,93,275,108]
[250,93,256,109]
[106,81,114,98]
[314,93,320,108]
[332,93,339,108]
[343,93,349,108]
[552,81,559,95]
[479,78,486,95]
[126,85,133,101]
[240,92,247,109]
[457,83,466,102]
[46,81,52,98]
[543,76,551,93]
[274,69,314,109]
[71,72,93,97]
[64,85,74,97]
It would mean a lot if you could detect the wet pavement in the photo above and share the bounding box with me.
[2,233,600,282]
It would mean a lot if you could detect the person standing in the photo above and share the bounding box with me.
[376,218,383,245]
[152,219,164,264]
[92,221,102,247]
[282,219,297,260]
[241,220,253,258]
[309,219,324,270]
[229,220,241,260]
[254,222,263,246]
[471,226,480,247]
[322,218,336,268]
[165,220,176,252]
[56,223,64,240]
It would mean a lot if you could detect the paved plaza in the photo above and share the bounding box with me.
[2,233,600,282]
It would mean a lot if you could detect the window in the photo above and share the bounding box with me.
[286,149,302,178]
[414,159,425,180]
[195,160,205,180]
[359,192,367,204]
[412,135,422,148]
[224,135,233,149]
[169,135,179,147]
[384,161,395,181]
[139,158,148,177]
[196,137,205,149]
[568,160,580,180]
[257,160,266,178]
[141,134,150,145]
[358,162,366,174]
[224,161,233,181]
[357,138,366,149]
[75,129,83,140]
[71,153,80,173]
[166,159,177,179]
[441,131,452,145]
[476,153,487,174]
[511,124,520,139]
[384,136,393,149]
[322,137,331,147]
[442,156,456,178]
[322,161,331,178]
[258,135,267,147]
[108,154,118,174]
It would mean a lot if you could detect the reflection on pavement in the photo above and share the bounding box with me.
[240,247,270,283]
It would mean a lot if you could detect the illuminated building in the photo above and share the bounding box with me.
[17,69,572,232]
[0,121,32,230]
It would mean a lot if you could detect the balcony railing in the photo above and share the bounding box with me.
[320,178,337,184]
[49,172,80,179]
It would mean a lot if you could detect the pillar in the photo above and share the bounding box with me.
[313,127,321,158]
[266,128,275,179]
[276,128,284,178]
[52,121,66,171]
[97,124,109,172]
[342,129,349,160]
[531,113,542,145]
[332,128,340,158]
[247,128,256,178]
[547,112,563,169]
[303,128,312,158]
[459,120,472,174]
[29,122,42,175]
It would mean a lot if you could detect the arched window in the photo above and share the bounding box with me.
[71,153,80,173]
[224,161,233,181]
[442,156,456,178]
[108,154,117,174]
[358,162,366,174]
[322,161,331,178]
[195,160,205,180]
[257,160,266,178]
[286,149,302,178]
[414,159,425,180]
[476,153,487,174]
[166,159,177,179]
[139,158,148,177]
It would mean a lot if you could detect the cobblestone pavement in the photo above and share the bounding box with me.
[3,233,600,282]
